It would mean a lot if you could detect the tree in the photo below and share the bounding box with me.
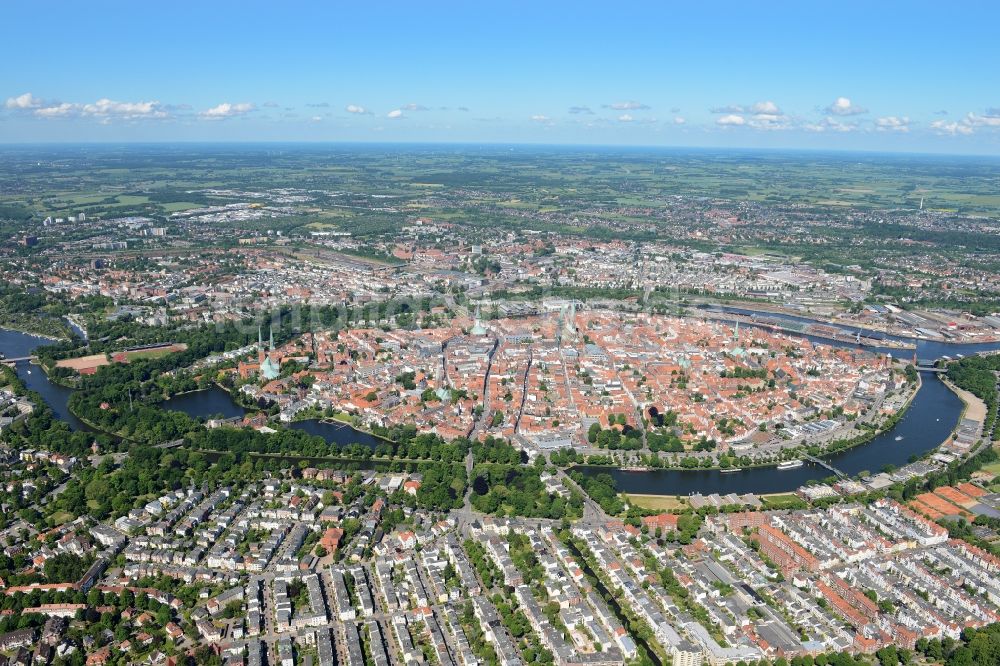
[876,645,899,666]
[588,422,601,443]
[43,553,90,583]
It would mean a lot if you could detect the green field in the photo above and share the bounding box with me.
[160,201,202,212]
[761,493,806,509]
[2,145,999,299]
[625,494,689,511]
[48,510,74,525]
[980,462,1000,477]
[125,347,184,361]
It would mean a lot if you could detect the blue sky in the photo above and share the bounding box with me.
[3,1,1000,153]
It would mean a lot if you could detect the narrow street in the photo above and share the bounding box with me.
[468,337,499,439]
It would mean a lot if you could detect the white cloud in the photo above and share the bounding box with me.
[965,112,1000,127]
[568,105,593,115]
[711,101,781,117]
[750,100,781,114]
[310,116,323,123]
[7,93,169,121]
[387,109,403,119]
[606,101,649,110]
[827,96,867,116]
[5,92,43,109]
[718,101,794,130]
[930,119,973,136]
[530,114,551,122]
[34,103,76,118]
[748,112,793,130]
[875,116,910,132]
[618,114,633,122]
[402,103,428,111]
[716,114,746,126]
[200,102,254,119]
[345,104,369,114]
[673,117,686,125]
[81,98,168,119]
[924,111,1000,136]
[803,117,857,133]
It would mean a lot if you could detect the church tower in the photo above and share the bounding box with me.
[471,304,488,336]
[563,302,577,340]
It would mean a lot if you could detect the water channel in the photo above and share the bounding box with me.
[160,386,384,449]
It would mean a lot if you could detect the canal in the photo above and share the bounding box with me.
[1,329,93,431]
[160,385,389,453]
[0,328,387,450]
[158,385,384,450]
[160,387,247,420]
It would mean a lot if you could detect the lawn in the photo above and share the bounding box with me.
[624,494,689,511]
[125,348,178,361]
[48,510,74,526]
[980,461,1000,477]
[761,493,806,509]
[123,343,187,361]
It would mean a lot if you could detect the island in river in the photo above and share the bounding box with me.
[2,316,993,498]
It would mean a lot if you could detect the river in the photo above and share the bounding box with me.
[0,329,384,449]
[2,310,998,496]
[158,385,384,449]
[580,372,963,496]
[284,418,384,450]
[581,306,1000,495]
[1,328,93,431]
[699,304,1000,359]
[160,387,247,420]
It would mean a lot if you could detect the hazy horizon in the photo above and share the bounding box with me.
[3,140,1000,161]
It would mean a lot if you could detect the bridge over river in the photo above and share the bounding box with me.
[2,355,37,364]
[801,454,848,479]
